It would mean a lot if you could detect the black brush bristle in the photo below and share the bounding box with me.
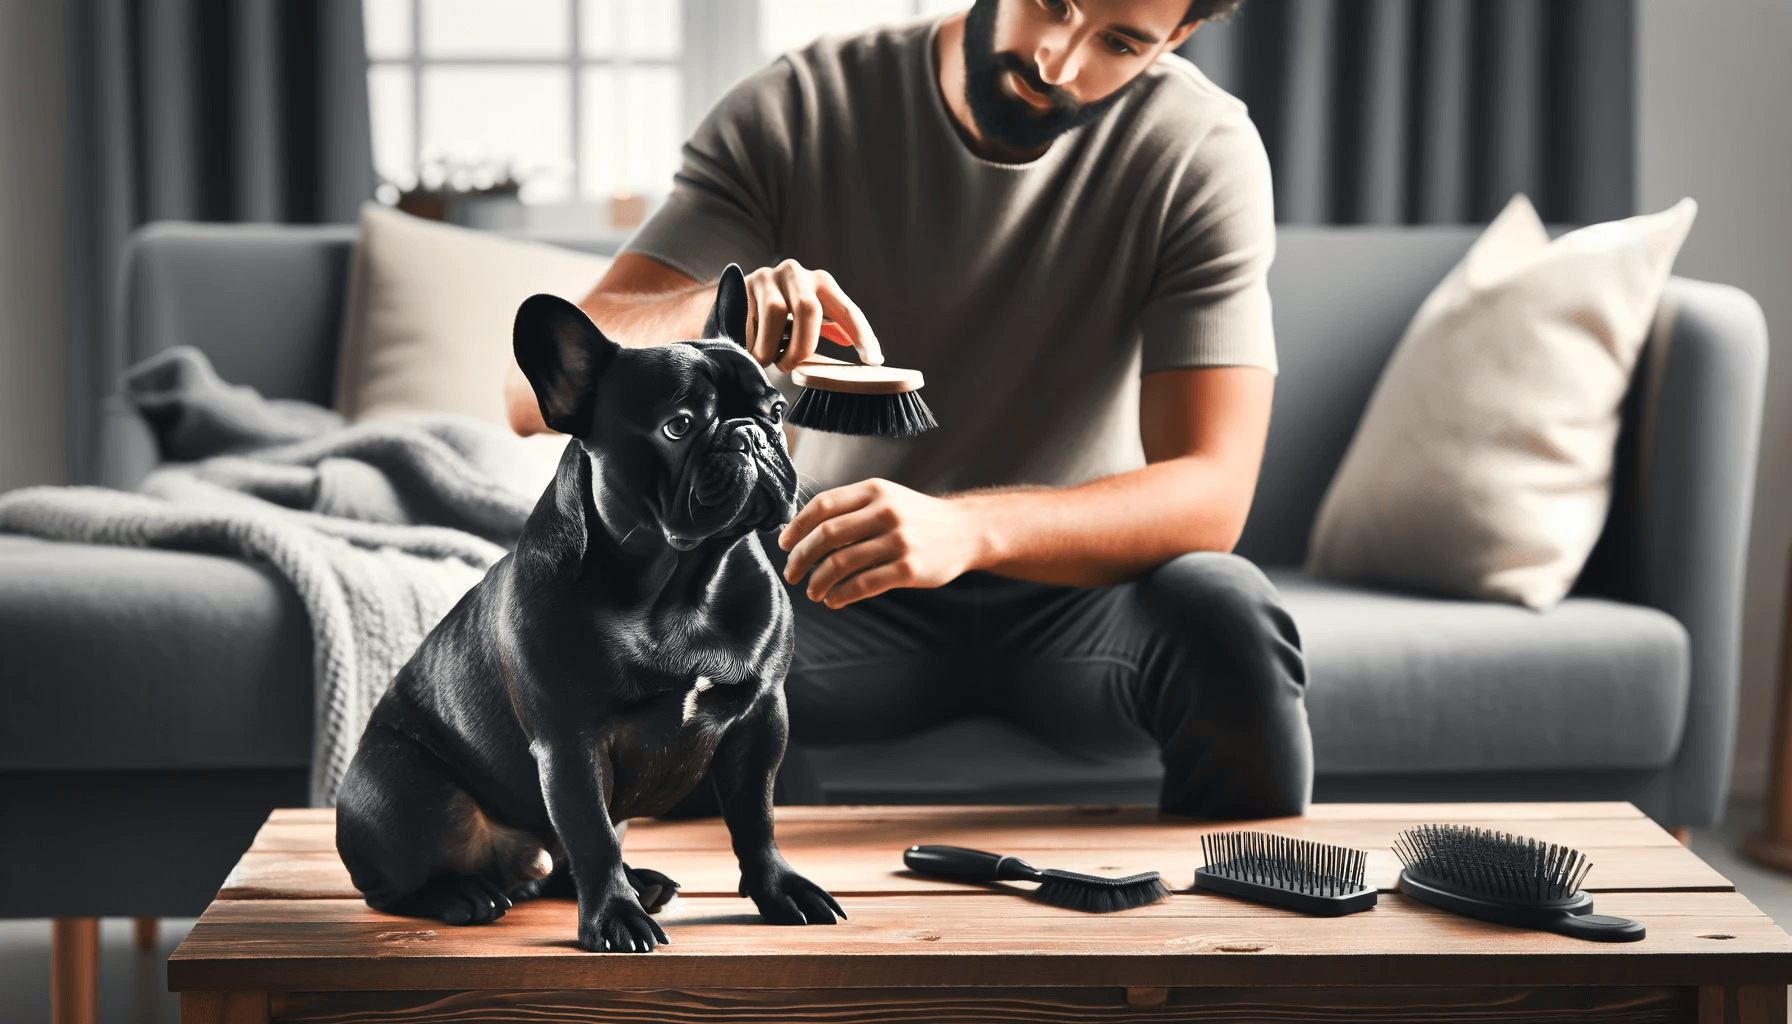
[1392,824,1592,905]
[1032,870,1170,913]
[787,387,938,437]
[1200,831,1370,896]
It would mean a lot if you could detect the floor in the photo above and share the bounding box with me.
[1,803,1788,1023]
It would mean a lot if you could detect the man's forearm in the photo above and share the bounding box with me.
[957,455,1254,587]
[579,281,715,348]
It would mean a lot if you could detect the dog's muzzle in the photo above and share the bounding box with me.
[692,422,765,509]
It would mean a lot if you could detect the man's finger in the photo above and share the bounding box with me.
[749,278,791,366]
[785,501,885,585]
[820,559,909,608]
[814,271,883,366]
[779,484,870,555]
[805,531,901,602]
[777,264,825,372]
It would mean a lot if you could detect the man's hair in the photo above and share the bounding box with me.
[1184,0,1245,25]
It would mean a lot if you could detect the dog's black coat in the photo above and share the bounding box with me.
[335,267,841,953]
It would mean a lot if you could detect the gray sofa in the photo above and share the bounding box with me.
[0,220,1767,922]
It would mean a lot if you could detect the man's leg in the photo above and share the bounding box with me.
[984,552,1311,819]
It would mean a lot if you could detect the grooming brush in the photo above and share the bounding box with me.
[1194,830,1377,916]
[903,845,1170,913]
[778,320,938,438]
[1393,824,1645,942]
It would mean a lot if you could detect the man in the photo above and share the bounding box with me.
[505,0,1309,819]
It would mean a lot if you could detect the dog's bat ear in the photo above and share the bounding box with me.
[513,294,620,437]
[702,264,750,348]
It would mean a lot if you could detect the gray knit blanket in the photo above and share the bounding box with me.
[0,347,570,806]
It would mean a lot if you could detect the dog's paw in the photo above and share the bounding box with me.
[740,862,846,925]
[622,863,680,914]
[401,874,513,926]
[578,889,671,953]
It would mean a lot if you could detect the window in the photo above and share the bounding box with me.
[366,0,969,222]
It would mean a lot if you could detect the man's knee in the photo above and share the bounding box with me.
[1141,552,1302,676]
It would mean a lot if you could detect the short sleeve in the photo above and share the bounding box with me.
[621,59,804,283]
[1138,108,1278,376]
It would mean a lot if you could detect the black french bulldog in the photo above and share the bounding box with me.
[334,265,842,953]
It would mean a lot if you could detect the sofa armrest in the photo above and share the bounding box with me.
[93,393,158,491]
[1635,277,1769,825]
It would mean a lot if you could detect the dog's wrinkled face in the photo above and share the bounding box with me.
[513,266,798,551]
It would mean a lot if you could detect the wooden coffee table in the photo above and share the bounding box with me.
[172,802,1792,1022]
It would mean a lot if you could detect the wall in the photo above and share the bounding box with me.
[1637,1,1792,803]
[0,2,68,491]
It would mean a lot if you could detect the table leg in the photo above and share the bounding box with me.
[50,918,98,1024]
[133,917,158,951]
[1702,985,1790,1024]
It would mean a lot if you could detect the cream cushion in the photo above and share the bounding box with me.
[334,204,613,426]
[1305,194,1697,609]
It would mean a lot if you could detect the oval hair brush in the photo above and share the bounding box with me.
[1393,824,1645,942]
[778,320,937,438]
[1194,830,1377,916]
[903,845,1170,913]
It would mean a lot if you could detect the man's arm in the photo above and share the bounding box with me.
[504,254,710,436]
[779,365,1272,603]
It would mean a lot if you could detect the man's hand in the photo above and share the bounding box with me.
[779,479,990,608]
[744,259,883,371]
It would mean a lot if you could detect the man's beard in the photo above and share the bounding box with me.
[961,0,1141,153]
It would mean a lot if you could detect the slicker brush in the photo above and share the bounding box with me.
[1194,831,1377,916]
[779,321,937,437]
[903,845,1170,913]
[1394,825,1645,942]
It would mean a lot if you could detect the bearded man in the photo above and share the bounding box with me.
[506,0,1309,819]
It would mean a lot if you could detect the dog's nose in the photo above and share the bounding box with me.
[721,422,755,453]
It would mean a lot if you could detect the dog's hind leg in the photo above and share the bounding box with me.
[335,724,547,925]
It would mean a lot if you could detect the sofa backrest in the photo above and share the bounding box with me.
[113,220,1652,576]
[1236,227,1482,567]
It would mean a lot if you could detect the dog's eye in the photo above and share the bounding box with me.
[662,414,693,440]
[768,401,785,424]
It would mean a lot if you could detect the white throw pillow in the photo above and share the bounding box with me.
[1305,194,1697,609]
[334,204,613,426]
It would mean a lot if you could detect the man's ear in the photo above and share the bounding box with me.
[701,264,750,348]
[513,294,620,437]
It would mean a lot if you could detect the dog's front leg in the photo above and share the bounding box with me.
[536,742,668,952]
[711,687,845,925]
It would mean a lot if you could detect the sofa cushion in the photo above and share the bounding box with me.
[0,537,312,771]
[798,569,1690,805]
[1273,568,1690,775]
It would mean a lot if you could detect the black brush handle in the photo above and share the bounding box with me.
[905,846,1042,884]
[1547,913,1648,943]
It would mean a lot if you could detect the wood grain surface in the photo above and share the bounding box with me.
[173,803,1792,1016]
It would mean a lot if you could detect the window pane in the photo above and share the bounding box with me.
[422,0,570,57]
[581,0,680,59]
[581,65,682,198]
[364,0,412,59]
[761,0,913,58]
[421,67,573,203]
[368,65,415,189]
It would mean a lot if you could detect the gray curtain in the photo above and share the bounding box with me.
[1181,0,1635,225]
[63,0,374,483]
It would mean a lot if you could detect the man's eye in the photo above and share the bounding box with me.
[663,414,693,440]
[1105,35,1136,55]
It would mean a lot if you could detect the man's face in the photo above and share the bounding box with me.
[963,0,1199,153]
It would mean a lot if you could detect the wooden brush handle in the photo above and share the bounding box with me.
[791,356,924,395]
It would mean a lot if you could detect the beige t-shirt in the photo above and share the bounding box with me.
[624,18,1276,496]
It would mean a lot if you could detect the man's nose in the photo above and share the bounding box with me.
[1034,30,1082,86]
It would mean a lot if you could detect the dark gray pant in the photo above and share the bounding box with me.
[781,550,1313,819]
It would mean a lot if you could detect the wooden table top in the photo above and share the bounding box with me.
[170,802,1792,993]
